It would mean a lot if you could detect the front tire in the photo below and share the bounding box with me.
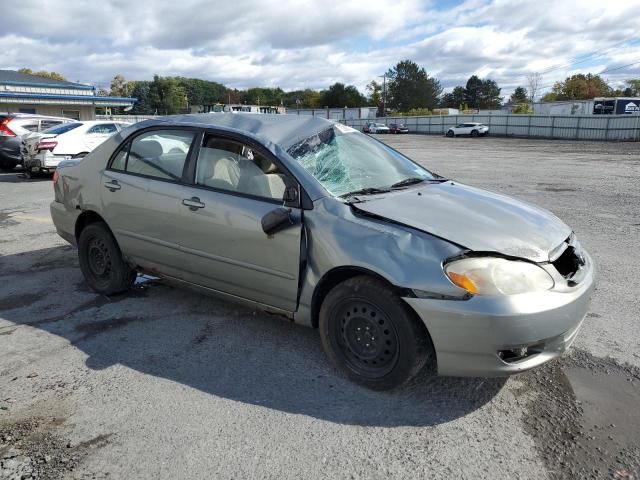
[78,222,136,295]
[446,130,454,137]
[319,275,433,390]
[471,130,479,137]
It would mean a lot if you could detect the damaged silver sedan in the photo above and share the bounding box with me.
[50,114,594,390]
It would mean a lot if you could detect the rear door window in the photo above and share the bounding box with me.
[87,124,118,134]
[114,129,195,182]
[40,120,64,131]
[43,123,81,135]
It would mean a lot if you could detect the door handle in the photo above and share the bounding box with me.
[103,180,121,191]
[182,197,205,210]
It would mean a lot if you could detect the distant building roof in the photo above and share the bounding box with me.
[0,70,93,90]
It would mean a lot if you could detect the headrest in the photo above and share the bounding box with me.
[135,139,163,158]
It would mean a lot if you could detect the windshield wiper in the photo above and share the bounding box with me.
[389,177,427,189]
[341,186,391,199]
[390,176,449,189]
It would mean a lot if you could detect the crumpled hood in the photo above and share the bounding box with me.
[352,181,572,262]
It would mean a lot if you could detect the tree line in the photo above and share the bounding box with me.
[18,63,640,116]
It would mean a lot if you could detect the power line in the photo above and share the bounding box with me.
[538,38,637,75]
[536,59,640,93]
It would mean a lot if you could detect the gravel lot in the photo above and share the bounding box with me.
[1,135,639,479]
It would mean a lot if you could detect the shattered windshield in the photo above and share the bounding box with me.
[287,124,434,198]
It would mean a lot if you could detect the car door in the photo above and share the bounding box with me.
[100,128,200,274]
[176,132,302,312]
[84,123,119,151]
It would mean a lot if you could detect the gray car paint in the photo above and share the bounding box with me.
[50,114,594,377]
[350,182,572,263]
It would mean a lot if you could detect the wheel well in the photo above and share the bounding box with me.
[75,210,108,241]
[310,267,407,329]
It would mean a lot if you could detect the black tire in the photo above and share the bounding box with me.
[446,130,454,137]
[471,130,479,137]
[319,275,433,390]
[78,222,136,295]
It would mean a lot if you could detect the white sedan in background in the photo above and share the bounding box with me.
[363,122,390,134]
[446,122,490,137]
[22,120,130,177]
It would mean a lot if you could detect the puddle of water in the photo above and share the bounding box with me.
[521,350,640,479]
[565,366,640,450]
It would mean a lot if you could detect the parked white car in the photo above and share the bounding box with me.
[446,122,489,137]
[22,121,130,177]
[363,122,390,134]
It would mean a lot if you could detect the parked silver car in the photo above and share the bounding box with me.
[51,114,594,390]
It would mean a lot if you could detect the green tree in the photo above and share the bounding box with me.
[440,86,466,108]
[512,103,533,114]
[480,79,502,109]
[463,75,483,108]
[624,79,640,96]
[148,75,187,114]
[386,60,442,111]
[18,67,67,81]
[319,83,366,107]
[509,86,528,104]
[463,76,502,109]
[240,87,285,106]
[128,81,153,114]
[542,73,612,101]
[366,80,382,109]
[110,74,128,97]
[176,77,227,107]
[300,89,322,108]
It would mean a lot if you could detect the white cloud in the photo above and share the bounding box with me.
[1,0,639,97]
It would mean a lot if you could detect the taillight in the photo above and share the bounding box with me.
[52,170,59,185]
[37,139,58,151]
[0,117,16,137]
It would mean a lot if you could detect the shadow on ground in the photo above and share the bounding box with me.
[0,246,506,427]
[0,171,52,184]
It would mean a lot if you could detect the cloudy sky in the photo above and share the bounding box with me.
[2,0,640,98]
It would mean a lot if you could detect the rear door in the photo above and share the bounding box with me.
[176,132,303,311]
[100,128,199,274]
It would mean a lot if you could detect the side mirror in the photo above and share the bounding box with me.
[261,207,294,236]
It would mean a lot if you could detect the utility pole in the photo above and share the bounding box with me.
[378,74,387,117]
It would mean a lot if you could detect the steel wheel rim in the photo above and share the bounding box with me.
[87,237,112,280]
[334,299,399,378]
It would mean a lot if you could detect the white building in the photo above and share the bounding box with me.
[0,70,135,120]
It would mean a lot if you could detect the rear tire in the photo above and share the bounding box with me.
[446,130,454,137]
[319,275,433,390]
[78,222,136,295]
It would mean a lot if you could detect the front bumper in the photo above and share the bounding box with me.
[403,253,595,377]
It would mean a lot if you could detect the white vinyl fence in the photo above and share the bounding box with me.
[97,113,640,141]
[342,114,640,141]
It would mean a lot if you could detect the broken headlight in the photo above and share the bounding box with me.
[444,257,554,295]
